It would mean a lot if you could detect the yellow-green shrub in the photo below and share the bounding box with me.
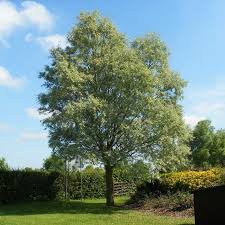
[161,168,224,191]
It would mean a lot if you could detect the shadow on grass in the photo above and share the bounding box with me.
[0,200,128,216]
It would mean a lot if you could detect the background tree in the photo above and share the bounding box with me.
[114,160,151,185]
[190,120,225,168]
[43,155,64,172]
[39,12,189,206]
[210,129,225,166]
[190,120,214,168]
[0,157,10,170]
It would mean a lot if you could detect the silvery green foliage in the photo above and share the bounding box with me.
[39,12,190,171]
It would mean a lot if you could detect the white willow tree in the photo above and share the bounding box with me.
[39,12,190,206]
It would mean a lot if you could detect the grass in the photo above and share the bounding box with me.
[0,197,194,225]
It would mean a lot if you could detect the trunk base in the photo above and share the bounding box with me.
[105,164,114,206]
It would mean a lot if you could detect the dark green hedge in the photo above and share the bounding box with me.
[0,169,136,203]
[0,170,59,203]
[54,170,106,199]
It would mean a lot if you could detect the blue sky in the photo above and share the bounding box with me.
[1,0,225,168]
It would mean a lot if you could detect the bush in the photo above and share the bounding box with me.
[129,168,225,205]
[129,179,168,203]
[161,168,223,192]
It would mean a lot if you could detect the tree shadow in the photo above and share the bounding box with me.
[0,200,128,216]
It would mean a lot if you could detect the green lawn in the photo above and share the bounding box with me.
[0,198,194,225]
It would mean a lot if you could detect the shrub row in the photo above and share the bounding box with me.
[130,168,225,202]
[55,170,106,199]
[0,170,59,203]
[161,168,223,191]
[0,169,136,203]
[51,170,136,199]
[2,168,222,204]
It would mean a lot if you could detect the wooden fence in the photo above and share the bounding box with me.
[65,181,136,199]
[114,181,136,196]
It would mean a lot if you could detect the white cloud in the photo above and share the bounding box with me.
[37,34,67,51]
[0,1,53,46]
[184,79,225,129]
[0,1,22,42]
[18,131,48,142]
[25,107,50,120]
[184,115,206,128]
[20,1,53,31]
[0,66,25,88]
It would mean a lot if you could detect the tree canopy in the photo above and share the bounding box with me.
[190,119,225,168]
[39,12,189,205]
[0,157,10,170]
[43,155,64,172]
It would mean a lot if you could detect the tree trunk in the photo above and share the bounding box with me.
[64,159,69,201]
[105,164,114,206]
